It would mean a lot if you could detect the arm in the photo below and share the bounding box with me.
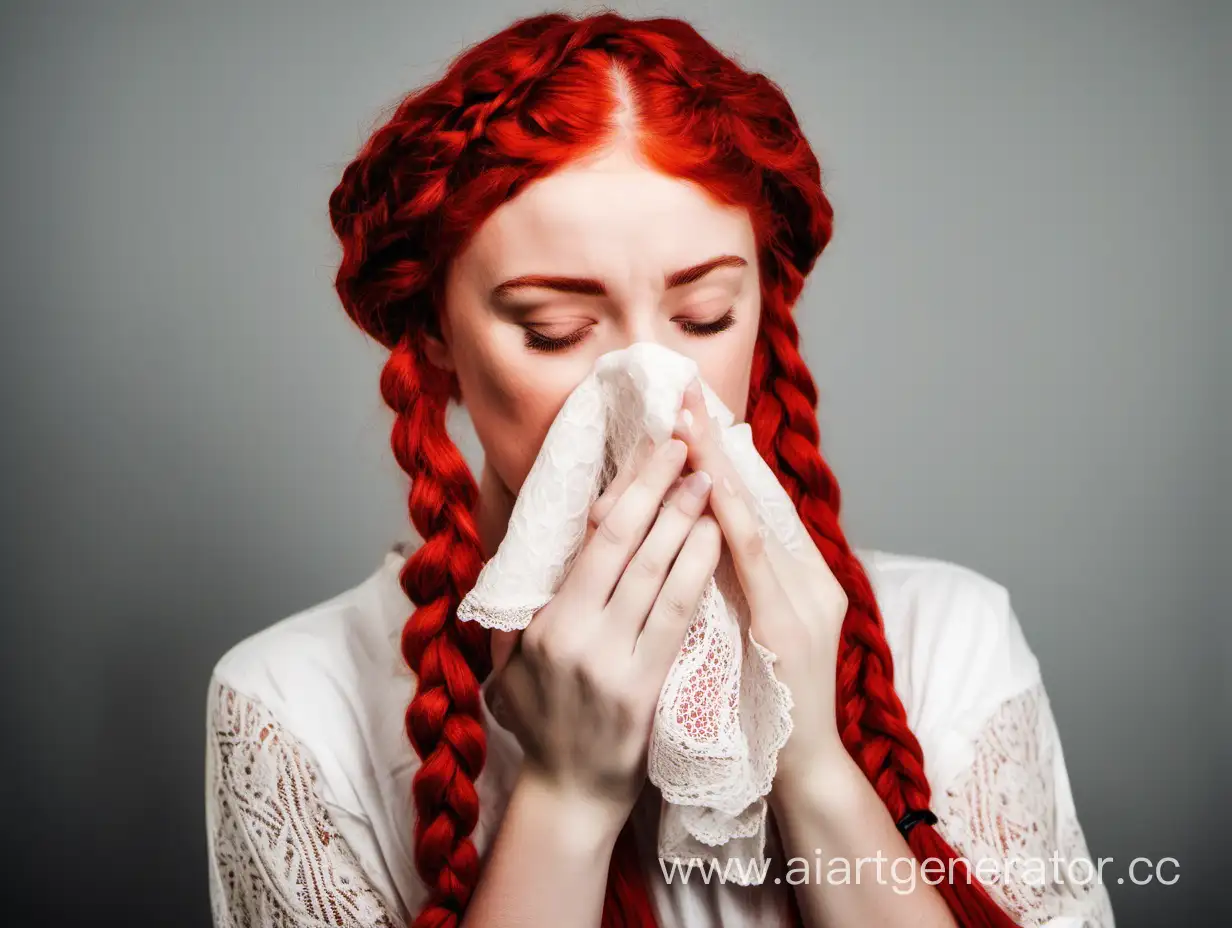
[769,747,958,928]
[461,771,626,928]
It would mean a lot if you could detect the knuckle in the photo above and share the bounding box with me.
[525,620,572,667]
[576,660,619,699]
[632,552,664,578]
[595,514,625,547]
[660,591,692,619]
[592,669,622,701]
[739,527,768,561]
[687,516,723,562]
[544,630,585,667]
[638,455,677,495]
[570,658,596,687]
[520,630,547,664]
[606,679,639,713]
[626,473,655,507]
[587,495,610,528]
[692,514,721,545]
[572,654,639,706]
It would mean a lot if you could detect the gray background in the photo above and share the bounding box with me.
[1,0,1225,924]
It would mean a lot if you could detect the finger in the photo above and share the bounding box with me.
[633,513,723,680]
[676,383,838,608]
[584,435,654,546]
[560,437,689,610]
[604,468,714,652]
[672,380,793,622]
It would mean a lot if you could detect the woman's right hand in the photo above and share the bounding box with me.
[486,434,720,835]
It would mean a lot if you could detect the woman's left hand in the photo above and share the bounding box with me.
[671,377,849,783]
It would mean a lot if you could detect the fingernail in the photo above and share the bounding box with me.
[682,470,712,498]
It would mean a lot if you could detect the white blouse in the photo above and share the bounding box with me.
[204,543,1115,928]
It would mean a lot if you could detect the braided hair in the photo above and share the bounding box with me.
[329,11,1018,927]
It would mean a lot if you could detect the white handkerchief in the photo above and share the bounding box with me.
[458,341,811,884]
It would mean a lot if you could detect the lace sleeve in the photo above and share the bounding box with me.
[933,681,1116,928]
[205,678,405,928]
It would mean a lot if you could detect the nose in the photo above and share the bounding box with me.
[617,309,669,353]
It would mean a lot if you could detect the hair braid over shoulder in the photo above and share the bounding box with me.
[382,339,488,926]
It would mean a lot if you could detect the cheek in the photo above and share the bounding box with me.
[703,369,751,423]
[454,343,573,494]
[469,384,558,493]
[690,295,759,423]
[695,344,755,423]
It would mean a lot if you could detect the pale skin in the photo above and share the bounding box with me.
[425,138,958,927]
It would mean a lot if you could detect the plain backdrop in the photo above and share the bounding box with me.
[1,0,1226,924]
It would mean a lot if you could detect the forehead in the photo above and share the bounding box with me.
[459,153,755,283]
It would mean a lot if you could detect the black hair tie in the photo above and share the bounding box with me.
[896,808,938,837]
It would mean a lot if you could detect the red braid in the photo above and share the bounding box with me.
[382,339,489,926]
[749,284,1019,928]
[329,9,1018,926]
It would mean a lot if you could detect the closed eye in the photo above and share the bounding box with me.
[522,325,591,353]
[678,308,736,337]
[522,308,737,354]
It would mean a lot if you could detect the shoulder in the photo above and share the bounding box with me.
[853,548,1042,763]
[206,546,416,813]
[855,547,1025,652]
[205,546,421,924]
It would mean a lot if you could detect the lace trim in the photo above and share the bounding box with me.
[205,679,403,928]
[934,681,1116,928]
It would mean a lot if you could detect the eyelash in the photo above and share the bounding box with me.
[523,308,737,354]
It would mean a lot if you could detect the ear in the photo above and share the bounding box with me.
[422,325,456,373]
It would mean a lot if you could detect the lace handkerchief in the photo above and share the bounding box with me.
[457,341,811,884]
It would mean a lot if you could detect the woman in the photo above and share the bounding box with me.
[204,11,1114,928]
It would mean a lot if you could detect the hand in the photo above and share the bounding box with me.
[671,378,850,783]
[485,434,721,837]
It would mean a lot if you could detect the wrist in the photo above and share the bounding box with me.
[510,768,630,853]
[770,733,866,817]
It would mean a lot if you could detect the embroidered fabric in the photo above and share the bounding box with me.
[934,681,1116,928]
[203,667,1114,927]
[205,679,403,928]
[455,341,810,883]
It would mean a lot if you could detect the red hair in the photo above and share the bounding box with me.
[329,11,1018,928]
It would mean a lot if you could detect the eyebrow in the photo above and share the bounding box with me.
[490,254,748,302]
